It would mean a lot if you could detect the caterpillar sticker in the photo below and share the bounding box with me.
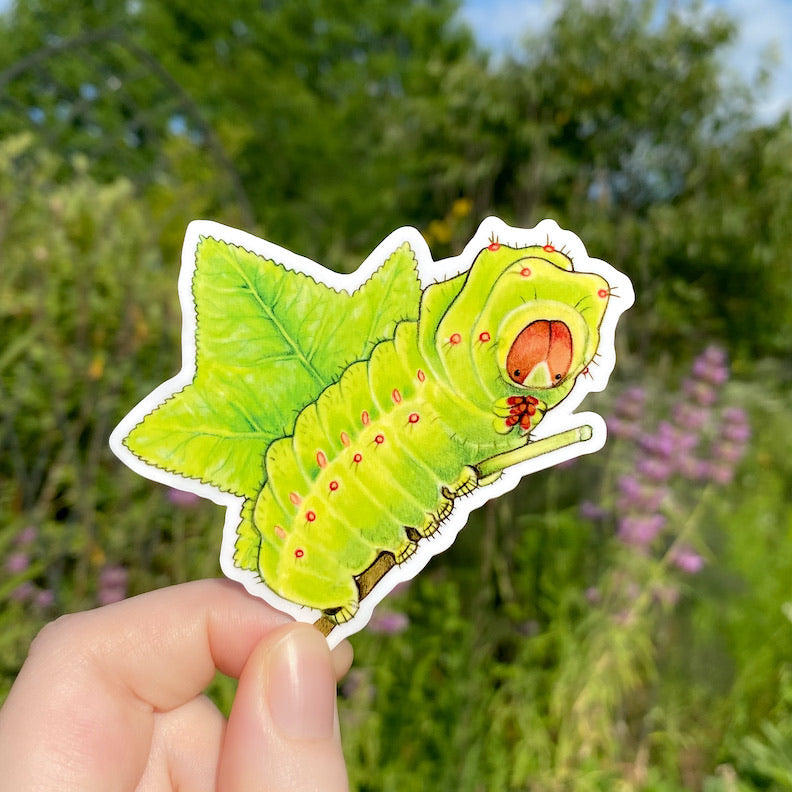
[110,217,633,647]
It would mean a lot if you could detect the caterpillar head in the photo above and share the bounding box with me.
[436,241,611,430]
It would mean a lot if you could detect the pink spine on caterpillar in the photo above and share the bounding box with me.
[361,411,370,426]
[289,491,301,506]
[316,450,327,468]
[417,369,426,382]
[392,388,402,404]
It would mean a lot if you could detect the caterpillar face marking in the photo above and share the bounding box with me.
[244,240,612,624]
[507,319,573,388]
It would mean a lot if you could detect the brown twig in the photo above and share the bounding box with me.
[313,552,396,637]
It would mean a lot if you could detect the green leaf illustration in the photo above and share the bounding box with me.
[124,236,421,498]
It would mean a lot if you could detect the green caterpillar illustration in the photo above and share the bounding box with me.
[234,238,611,625]
[112,218,631,642]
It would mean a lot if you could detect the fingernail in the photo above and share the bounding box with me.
[267,626,336,741]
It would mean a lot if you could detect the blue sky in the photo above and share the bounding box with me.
[0,0,789,119]
[460,0,792,120]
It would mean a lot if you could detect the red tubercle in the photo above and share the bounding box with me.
[306,510,316,522]
[374,434,385,445]
[353,452,362,464]
[392,388,402,404]
[417,369,426,382]
[408,412,420,424]
[294,548,304,558]
[507,395,539,406]
[478,331,491,343]
[361,410,370,425]
[329,480,339,492]
[543,243,555,253]
[505,394,539,430]
[449,332,461,345]
[316,450,327,468]
[487,242,501,251]
[598,288,609,298]
[520,267,532,277]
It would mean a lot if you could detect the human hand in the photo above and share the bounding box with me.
[0,579,352,791]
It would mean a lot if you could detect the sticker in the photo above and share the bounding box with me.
[110,217,634,647]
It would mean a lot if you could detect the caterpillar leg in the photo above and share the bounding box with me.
[418,494,454,538]
[441,465,479,499]
[394,533,419,564]
[322,596,360,625]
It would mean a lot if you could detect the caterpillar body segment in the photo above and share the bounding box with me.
[238,241,612,622]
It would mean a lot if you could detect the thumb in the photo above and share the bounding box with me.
[217,622,349,792]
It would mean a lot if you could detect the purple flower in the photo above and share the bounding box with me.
[617,475,643,500]
[636,457,673,483]
[614,386,646,420]
[15,526,38,547]
[98,565,128,606]
[638,430,675,458]
[580,500,607,521]
[677,404,711,432]
[683,380,717,407]
[708,463,735,485]
[616,482,667,514]
[34,589,55,608]
[692,357,728,386]
[723,423,751,444]
[341,669,374,700]
[677,456,709,481]
[6,552,29,574]
[11,581,35,602]
[670,546,705,574]
[712,441,746,465]
[722,406,749,424]
[585,586,601,604]
[618,514,666,546]
[608,417,641,440]
[368,609,409,635]
[721,408,751,445]
[167,488,201,508]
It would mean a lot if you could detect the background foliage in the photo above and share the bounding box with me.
[1,0,791,789]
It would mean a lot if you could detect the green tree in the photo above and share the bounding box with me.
[0,0,476,262]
